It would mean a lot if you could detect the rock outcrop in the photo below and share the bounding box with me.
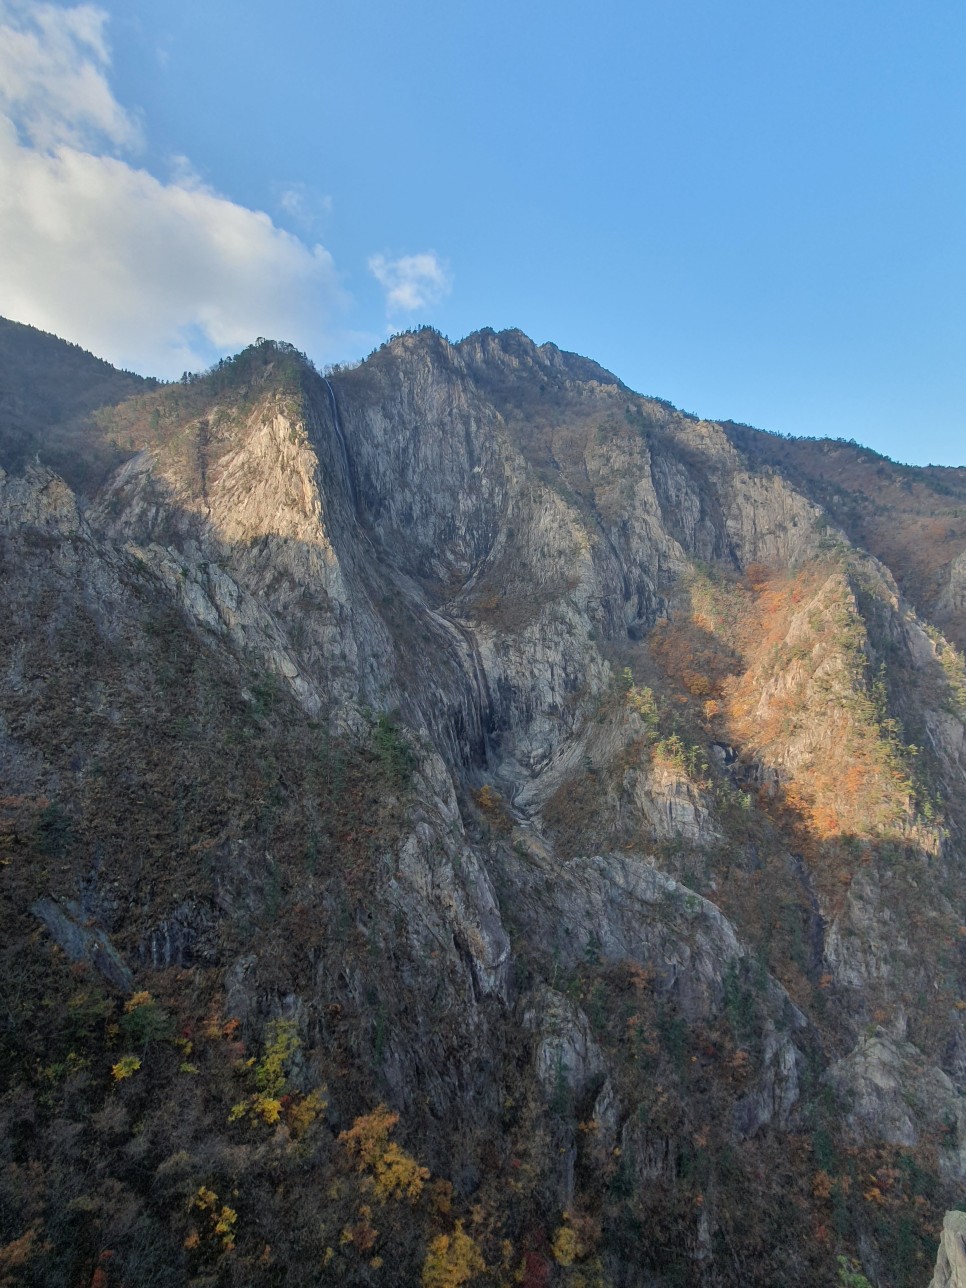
[930,1211,966,1288]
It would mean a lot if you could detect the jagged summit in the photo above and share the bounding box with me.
[456,325,626,389]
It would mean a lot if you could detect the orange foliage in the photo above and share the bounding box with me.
[421,1222,485,1287]
[339,1106,430,1202]
[744,562,772,592]
[472,785,511,833]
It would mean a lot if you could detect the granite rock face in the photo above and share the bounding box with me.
[930,1212,966,1288]
[825,1035,966,1181]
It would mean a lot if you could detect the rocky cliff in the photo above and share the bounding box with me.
[0,322,964,1287]
[930,1212,966,1288]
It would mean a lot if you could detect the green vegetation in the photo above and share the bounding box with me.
[0,316,148,489]
[371,712,416,790]
[925,622,966,715]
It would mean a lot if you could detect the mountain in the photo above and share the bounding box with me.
[1,319,964,1287]
[0,317,151,491]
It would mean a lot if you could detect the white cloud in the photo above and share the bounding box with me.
[0,2,349,377]
[368,251,452,314]
[0,121,347,376]
[0,0,138,150]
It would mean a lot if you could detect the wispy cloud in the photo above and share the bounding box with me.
[368,251,452,315]
[276,182,333,232]
[0,2,349,377]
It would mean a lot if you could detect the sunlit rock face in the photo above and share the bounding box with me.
[930,1212,966,1288]
[2,319,966,1286]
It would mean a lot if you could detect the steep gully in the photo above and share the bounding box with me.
[325,371,495,772]
[323,376,358,513]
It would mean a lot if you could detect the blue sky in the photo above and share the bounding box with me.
[1,1,963,465]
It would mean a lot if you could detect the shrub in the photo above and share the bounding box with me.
[372,714,415,789]
[120,991,173,1049]
[339,1105,430,1202]
[229,1018,327,1130]
[111,1055,141,1081]
[421,1222,485,1287]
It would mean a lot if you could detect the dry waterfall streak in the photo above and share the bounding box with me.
[448,616,494,765]
[322,376,357,512]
